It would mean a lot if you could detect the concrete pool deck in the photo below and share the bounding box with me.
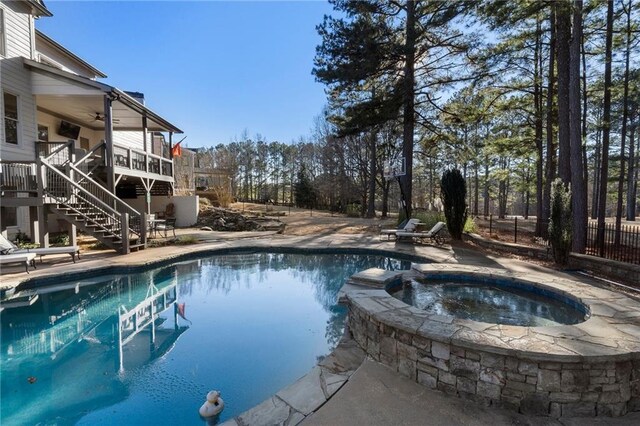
[2,230,639,424]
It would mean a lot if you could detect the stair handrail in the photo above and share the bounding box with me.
[42,161,123,219]
[68,163,142,224]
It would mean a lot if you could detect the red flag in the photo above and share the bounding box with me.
[177,302,192,324]
[171,141,182,157]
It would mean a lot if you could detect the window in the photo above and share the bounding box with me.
[3,92,19,144]
[0,8,5,57]
[80,137,90,150]
[38,125,49,142]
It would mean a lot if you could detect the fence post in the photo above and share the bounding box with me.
[489,214,493,236]
[514,217,518,243]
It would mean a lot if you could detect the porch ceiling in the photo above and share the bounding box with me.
[36,95,171,132]
[25,58,182,133]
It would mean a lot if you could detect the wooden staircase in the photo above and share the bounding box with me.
[39,142,145,254]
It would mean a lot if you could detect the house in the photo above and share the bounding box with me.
[1,0,185,253]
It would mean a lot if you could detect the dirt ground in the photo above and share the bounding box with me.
[229,202,398,236]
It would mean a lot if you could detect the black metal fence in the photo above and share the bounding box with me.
[586,222,640,264]
[475,216,550,246]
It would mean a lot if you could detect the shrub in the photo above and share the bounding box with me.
[50,233,70,247]
[346,203,360,218]
[463,216,477,233]
[549,178,572,265]
[174,235,199,245]
[440,169,467,240]
[414,211,446,230]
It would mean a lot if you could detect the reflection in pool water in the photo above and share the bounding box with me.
[0,253,411,425]
[391,278,588,327]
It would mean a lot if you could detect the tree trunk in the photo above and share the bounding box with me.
[581,24,589,187]
[542,2,557,236]
[570,0,586,253]
[597,0,615,256]
[591,105,602,218]
[615,0,633,242]
[556,0,571,184]
[367,128,377,218]
[382,179,390,218]
[400,0,416,219]
[628,108,637,220]
[483,159,490,217]
[534,15,545,236]
[474,156,479,217]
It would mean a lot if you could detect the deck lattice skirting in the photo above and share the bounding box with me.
[343,265,640,417]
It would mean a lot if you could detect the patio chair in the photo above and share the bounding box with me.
[379,218,421,241]
[0,252,37,273]
[396,221,447,245]
[0,234,80,263]
[155,218,176,238]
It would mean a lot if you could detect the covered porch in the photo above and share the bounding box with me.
[24,58,183,215]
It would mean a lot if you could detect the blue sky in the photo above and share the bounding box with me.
[37,1,334,148]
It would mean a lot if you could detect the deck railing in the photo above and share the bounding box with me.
[0,161,39,196]
[36,141,74,165]
[113,144,173,178]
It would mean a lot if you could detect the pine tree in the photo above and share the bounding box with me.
[440,169,468,240]
[294,165,316,209]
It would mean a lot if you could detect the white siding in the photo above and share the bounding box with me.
[36,38,98,79]
[0,2,37,161]
[113,130,148,151]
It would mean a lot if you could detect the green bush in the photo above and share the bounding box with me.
[549,179,572,265]
[50,233,70,247]
[463,216,477,233]
[174,235,199,245]
[440,169,468,240]
[346,203,361,218]
[414,211,446,230]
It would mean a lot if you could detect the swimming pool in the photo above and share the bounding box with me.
[0,252,412,425]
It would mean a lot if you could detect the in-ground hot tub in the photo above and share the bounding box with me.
[342,264,640,418]
[388,275,590,327]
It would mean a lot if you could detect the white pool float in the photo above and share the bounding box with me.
[199,390,224,417]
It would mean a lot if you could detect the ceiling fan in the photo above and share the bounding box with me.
[91,113,120,123]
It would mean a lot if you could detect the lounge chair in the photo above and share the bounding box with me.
[0,252,36,273]
[396,221,447,245]
[379,218,421,241]
[0,234,80,263]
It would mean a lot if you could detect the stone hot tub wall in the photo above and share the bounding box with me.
[342,266,640,418]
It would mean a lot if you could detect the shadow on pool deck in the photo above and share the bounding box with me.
[303,359,640,426]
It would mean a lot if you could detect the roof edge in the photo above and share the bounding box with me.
[35,30,108,78]
[26,0,53,17]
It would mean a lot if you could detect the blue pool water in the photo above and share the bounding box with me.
[0,252,411,425]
